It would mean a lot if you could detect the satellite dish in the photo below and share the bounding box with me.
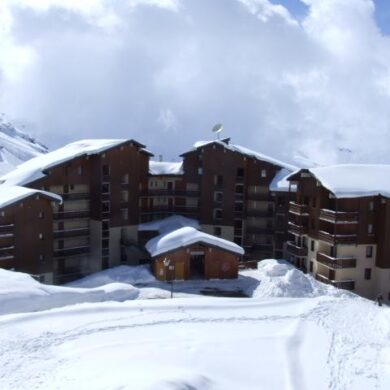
[212,123,223,140]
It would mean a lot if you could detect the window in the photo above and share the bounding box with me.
[121,208,128,220]
[102,183,110,194]
[121,191,129,202]
[312,198,317,208]
[311,240,315,251]
[236,167,244,178]
[38,233,44,240]
[0,211,4,217]
[122,174,129,184]
[366,246,373,258]
[369,201,375,211]
[214,191,223,203]
[214,227,222,237]
[309,261,313,273]
[102,202,110,213]
[78,166,83,175]
[40,255,45,263]
[198,167,203,175]
[102,239,109,249]
[102,221,109,230]
[102,164,110,176]
[215,174,223,187]
[38,212,44,219]
[235,202,243,212]
[235,184,244,194]
[368,224,374,235]
[364,268,372,280]
[261,169,267,178]
[214,209,223,220]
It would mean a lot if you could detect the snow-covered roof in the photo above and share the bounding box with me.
[0,139,148,187]
[269,168,297,193]
[288,164,390,199]
[182,140,297,171]
[139,215,199,234]
[146,226,244,257]
[0,185,61,209]
[149,161,183,175]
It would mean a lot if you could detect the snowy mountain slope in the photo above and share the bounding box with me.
[0,116,48,175]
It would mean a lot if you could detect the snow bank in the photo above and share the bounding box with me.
[67,265,156,288]
[0,268,139,315]
[242,259,354,298]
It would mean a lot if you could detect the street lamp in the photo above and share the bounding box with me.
[163,257,174,298]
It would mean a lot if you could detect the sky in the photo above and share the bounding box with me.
[1,0,390,166]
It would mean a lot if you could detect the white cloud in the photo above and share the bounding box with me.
[0,0,390,166]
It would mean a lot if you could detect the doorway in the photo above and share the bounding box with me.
[190,253,205,279]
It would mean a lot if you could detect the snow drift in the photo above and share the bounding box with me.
[0,268,139,315]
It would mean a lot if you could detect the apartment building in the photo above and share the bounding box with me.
[142,138,296,260]
[0,186,61,282]
[287,165,390,302]
[0,139,151,283]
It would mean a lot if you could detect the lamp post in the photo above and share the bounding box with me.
[163,258,174,298]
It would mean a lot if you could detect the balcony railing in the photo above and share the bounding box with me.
[319,209,359,224]
[0,224,14,234]
[0,254,15,261]
[53,210,90,220]
[141,189,200,197]
[316,252,356,269]
[246,192,270,201]
[318,230,357,245]
[315,273,355,291]
[54,228,90,239]
[60,193,90,201]
[245,226,274,235]
[286,241,308,257]
[289,202,309,215]
[246,209,273,218]
[288,221,308,235]
[54,246,90,257]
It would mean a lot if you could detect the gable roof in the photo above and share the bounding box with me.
[0,185,62,209]
[0,139,150,187]
[288,164,390,199]
[146,226,244,258]
[180,140,297,171]
[269,168,297,193]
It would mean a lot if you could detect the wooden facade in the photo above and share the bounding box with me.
[287,169,390,301]
[152,242,240,281]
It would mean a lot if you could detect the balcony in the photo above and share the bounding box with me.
[235,193,244,201]
[316,252,356,269]
[245,226,274,235]
[319,209,359,224]
[315,273,355,291]
[288,221,308,235]
[60,193,90,201]
[54,228,90,239]
[0,224,14,235]
[53,210,90,220]
[141,189,200,197]
[286,241,308,257]
[247,192,270,201]
[54,245,90,258]
[246,209,273,218]
[289,202,309,215]
[318,230,357,245]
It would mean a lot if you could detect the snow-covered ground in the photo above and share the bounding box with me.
[0,260,389,389]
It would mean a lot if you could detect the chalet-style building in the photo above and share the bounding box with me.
[0,186,61,282]
[141,138,296,261]
[0,136,296,285]
[287,165,390,302]
[0,139,151,283]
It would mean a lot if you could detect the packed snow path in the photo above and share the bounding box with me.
[0,296,389,390]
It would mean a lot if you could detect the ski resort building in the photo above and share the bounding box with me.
[287,165,390,302]
[0,137,298,284]
[142,138,296,261]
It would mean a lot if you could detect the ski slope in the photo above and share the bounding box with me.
[0,261,389,389]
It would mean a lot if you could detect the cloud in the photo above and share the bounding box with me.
[0,0,390,165]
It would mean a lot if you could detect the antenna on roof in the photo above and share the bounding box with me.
[212,123,223,140]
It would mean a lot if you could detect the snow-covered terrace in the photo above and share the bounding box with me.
[149,160,183,175]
